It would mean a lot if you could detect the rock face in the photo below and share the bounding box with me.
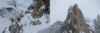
[65,4,92,33]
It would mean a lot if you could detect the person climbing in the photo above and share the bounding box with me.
[39,22,41,25]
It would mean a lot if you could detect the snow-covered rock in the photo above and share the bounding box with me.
[37,21,65,33]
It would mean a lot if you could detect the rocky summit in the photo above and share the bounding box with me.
[61,4,94,33]
[64,4,93,33]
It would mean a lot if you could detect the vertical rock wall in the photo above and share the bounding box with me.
[65,4,89,33]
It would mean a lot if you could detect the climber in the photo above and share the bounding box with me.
[39,22,41,25]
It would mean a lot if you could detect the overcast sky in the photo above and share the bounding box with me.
[50,0,100,25]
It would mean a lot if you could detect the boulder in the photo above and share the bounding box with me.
[25,11,31,14]
[36,0,43,8]
[17,17,21,21]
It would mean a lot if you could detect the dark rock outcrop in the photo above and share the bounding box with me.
[65,4,92,33]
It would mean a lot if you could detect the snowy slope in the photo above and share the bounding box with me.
[0,0,50,33]
[0,17,11,33]
[0,0,12,8]
[15,0,33,11]
[20,14,50,33]
[0,14,50,33]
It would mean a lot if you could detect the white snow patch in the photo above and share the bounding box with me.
[68,18,71,24]
[69,30,72,33]
[15,0,33,11]
[75,25,77,28]
[90,31,92,33]
[86,20,94,30]
[80,31,85,33]
[63,30,67,33]
[0,0,12,8]
[0,18,11,33]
